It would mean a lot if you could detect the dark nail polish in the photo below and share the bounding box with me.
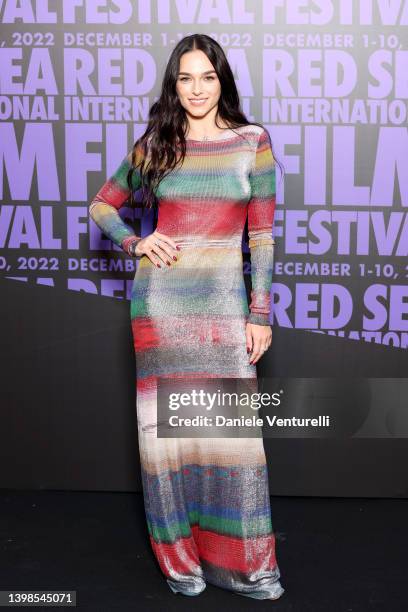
[157,263,161,268]
[173,256,177,261]
[176,245,181,250]
[166,261,170,266]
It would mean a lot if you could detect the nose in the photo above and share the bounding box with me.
[191,80,204,95]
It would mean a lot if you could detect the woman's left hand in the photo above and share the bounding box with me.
[245,323,272,365]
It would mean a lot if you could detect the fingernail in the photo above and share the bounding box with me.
[246,347,250,353]
[173,256,177,261]
[157,263,161,268]
[166,261,170,266]
[176,245,181,250]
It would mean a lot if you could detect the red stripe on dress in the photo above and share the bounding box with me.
[195,528,277,573]
[149,535,200,577]
[150,527,277,575]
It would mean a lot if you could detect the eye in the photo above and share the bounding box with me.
[179,76,216,82]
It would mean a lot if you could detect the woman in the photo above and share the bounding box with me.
[89,34,285,601]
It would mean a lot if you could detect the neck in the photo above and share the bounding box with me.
[186,125,230,140]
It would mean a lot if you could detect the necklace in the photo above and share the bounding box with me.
[186,133,212,141]
[187,131,229,141]
[186,126,231,141]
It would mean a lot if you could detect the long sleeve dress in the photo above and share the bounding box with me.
[89,124,284,600]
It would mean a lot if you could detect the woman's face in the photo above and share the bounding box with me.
[176,49,222,121]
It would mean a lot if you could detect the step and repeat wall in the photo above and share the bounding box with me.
[0,1,407,495]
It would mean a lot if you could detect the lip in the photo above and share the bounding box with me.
[189,98,208,102]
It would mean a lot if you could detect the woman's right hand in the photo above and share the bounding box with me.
[135,230,181,268]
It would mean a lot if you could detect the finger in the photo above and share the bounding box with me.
[260,333,272,351]
[153,236,180,261]
[146,251,164,268]
[250,350,261,365]
[154,231,182,254]
[149,242,174,266]
[249,338,262,364]
[251,345,267,364]
[245,324,253,354]
[145,243,169,268]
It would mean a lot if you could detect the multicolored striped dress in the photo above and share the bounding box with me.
[89,124,284,600]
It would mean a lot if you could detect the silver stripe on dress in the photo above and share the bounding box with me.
[174,237,243,248]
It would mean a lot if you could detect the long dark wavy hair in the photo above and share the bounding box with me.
[127,33,284,214]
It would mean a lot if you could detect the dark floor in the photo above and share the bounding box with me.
[1,491,406,611]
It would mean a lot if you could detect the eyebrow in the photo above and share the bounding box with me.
[178,70,217,76]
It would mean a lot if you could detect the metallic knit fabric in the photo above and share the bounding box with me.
[89,124,284,600]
